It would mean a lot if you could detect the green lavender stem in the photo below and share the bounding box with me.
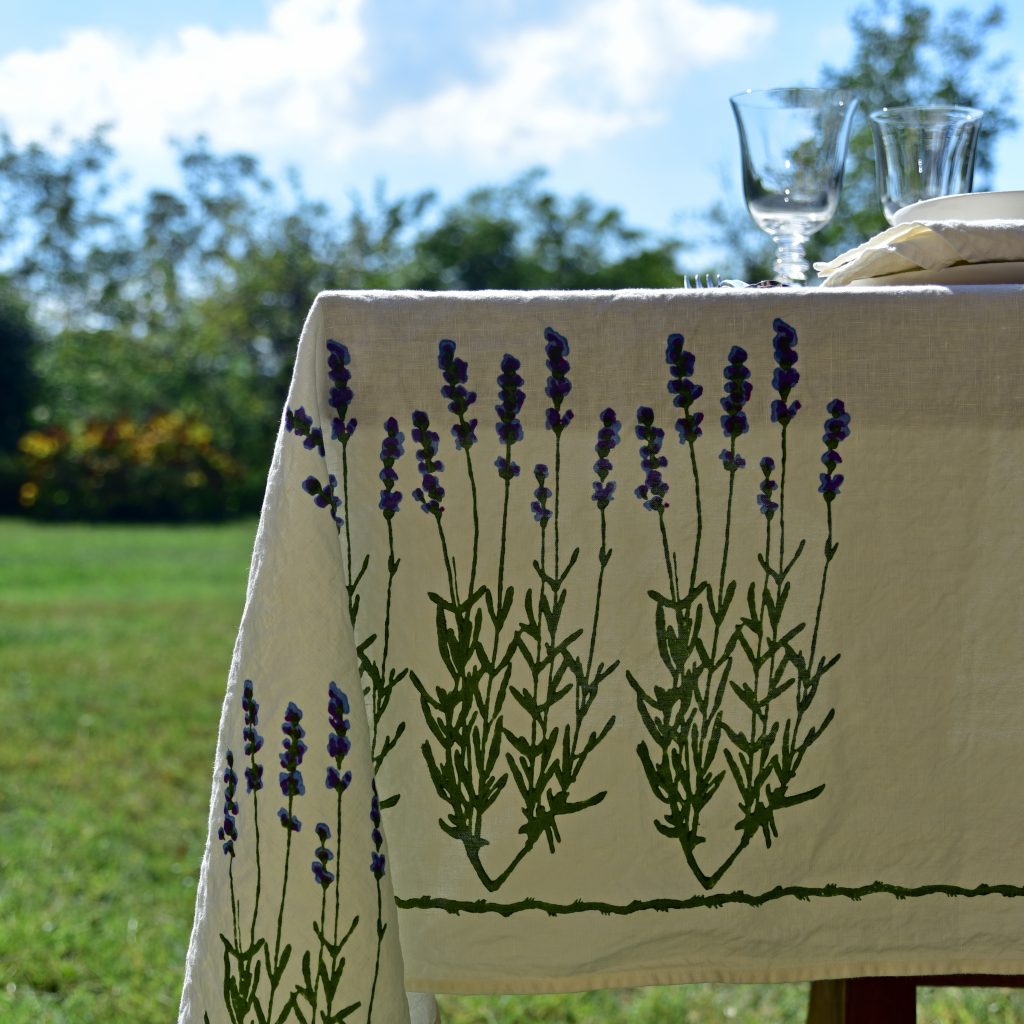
[584,509,609,682]
[687,441,704,591]
[367,876,385,1022]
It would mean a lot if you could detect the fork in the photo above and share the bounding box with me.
[682,274,750,289]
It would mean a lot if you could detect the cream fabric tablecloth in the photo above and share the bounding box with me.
[179,287,1024,1024]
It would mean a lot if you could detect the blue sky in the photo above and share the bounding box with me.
[2,0,1021,264]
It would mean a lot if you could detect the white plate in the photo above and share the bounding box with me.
[850,260,1024,286]
[891,190,1024,224]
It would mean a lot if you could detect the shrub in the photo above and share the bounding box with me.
[17,411,256,521]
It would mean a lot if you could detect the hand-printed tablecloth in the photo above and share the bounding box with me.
[179,287,1024,1024]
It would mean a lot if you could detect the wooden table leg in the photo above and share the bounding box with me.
[844,977,916,1022]
[806,979,845,1024]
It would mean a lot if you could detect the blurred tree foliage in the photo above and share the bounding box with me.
[705,0,1017,281]
[0,284,38,512]
[1,137,681,518]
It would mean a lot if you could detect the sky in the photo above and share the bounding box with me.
[1,0,1022,265]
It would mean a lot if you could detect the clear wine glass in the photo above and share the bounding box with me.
[730,88,859,283]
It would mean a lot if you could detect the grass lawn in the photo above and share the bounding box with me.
[1,518,1022,1023]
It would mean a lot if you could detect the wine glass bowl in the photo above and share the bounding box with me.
[731,88,859,283]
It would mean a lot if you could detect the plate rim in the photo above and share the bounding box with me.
[891,189,1024,225]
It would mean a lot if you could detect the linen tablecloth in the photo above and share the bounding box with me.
[179,287,1024,1024]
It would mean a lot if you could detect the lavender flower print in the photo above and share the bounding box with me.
[327,682,351,762]
[634,407,669,513]
[592,407,620,509]
[720,345,752,440]
[667,333,705,445]
[666,333,705,588]
[326,339,357,443]
[367,778,387,1022]
[719,449,747,474]
[531,464,552,524]
[208,684,365,1024]
[757,456,779,518]
[366,424,412,792]
[410,410,445,517]
[627,322,855,893]
[279,702,307,801]
[495,353,525,481]
[770,318,801,426]
[439,338,478,450]
[410,327,615,896]
[285,405,325,457]
[311,822,335,889]
[242,679,264,787]
[218,751,239,857]
[543,327,574,434]
[820,399,851,502]
[302,473,343,531]
[378,417,404,519]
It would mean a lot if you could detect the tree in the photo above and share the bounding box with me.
[0,284,38,511]
[399,169,684,290]
[706,0,1018,281]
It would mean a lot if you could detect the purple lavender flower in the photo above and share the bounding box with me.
[326,340,357,442]
[757,455,779,518]
[278,701,306,799]
[495,456,521,480]
[370,779,386,878]
[285,406,325,457]
[720,345,752,439]
[531,463,553,525]
[326,767,352,791]
[543,327,574,434]
[378,417,404,520]
[278,808,302,832]
[241,679,264,756]
[634,407,669,512]
[241,680,265,793]
[302,473,343,531]
[370,852,386,879]
[495,353,525,480]
[719,449,747,474]
[218,750,239,856]
[327,682,352,762]
[592,407,620,510]
[312,821,335,889]
[410,410,446,517]
[438,339,478,450]
[770,319,802,426]
[666,333,705,446]
[820,399,851,502]
[244,763,263,793]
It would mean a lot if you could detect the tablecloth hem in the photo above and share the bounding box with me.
[404,959,1024,994]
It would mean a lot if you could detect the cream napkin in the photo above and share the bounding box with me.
[814,219,1024,286]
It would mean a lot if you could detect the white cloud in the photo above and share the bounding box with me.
[364,0,777,163]
[0,0,774,177]
[0,0,367,165]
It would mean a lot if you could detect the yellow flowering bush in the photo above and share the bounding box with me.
[18,411,247,521]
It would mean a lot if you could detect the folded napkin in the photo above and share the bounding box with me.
[814,219,1024,286]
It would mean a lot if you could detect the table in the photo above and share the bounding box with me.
[178,287,1024,1024]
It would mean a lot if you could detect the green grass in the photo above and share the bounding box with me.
[0,519,1021,1023]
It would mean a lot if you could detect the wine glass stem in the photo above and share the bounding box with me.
[772,232,809,283]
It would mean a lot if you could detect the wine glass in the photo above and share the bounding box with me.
[869,105,984,224]
[730,88,859,283]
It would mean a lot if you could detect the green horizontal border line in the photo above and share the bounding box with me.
[396,882,1024,917]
